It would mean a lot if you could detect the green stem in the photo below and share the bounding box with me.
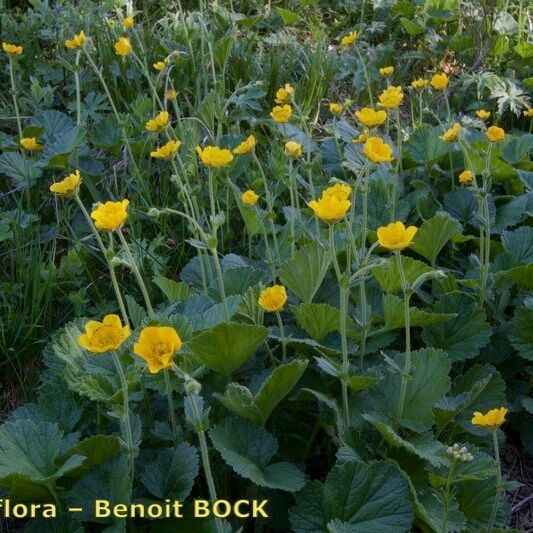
[111,351,134,501]
[359,165,370,368]
[164,369,179,444]
[487,430,502,532]
[253,153,280,261]
[75,195,129,326]
[8,57,22,139]
[82,49,143,190]
[354,45,373,106]
[186,392,225,533]
[329,224,350,428]
[394,250,411,429]
[449,147,455,190]
[275,311,287,358]
[74,50,82,126]
[441,460,457,533]
[117,229,154,318]
[211,247,229,321]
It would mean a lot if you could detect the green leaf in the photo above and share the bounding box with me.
[290,460,413,532]
[52,321,139,411]
[372,256,432,293]
[515,41,533,58]
[456,480,510,530]
[58,435,121,479]
[276,6,301,24]
[208,265,269,302]
[141,443,199,499]
[501,133,533,164]
[210,419,305,492]
[367,348,451,431]
[66,456,131,522]
[410,213,462,265]
[292,303,340,341]
[422,293,492,362]
[435,364,506,433]
[187,322,267,375]
[493,195,528,232]
[417,491,466,533]
[407,127,449,164]
[346,374,378,393]
[254,360,308,421]
[501,226,533,264]
[217,360,308,426]
[0,419,84,490]
[231,184,263,237]
[382,294,455,330]
[501,263,533,289]
[364,415,448,467]
[279,242,331,303]
[509,305,533,361]
[401,17,425,36]
[0,152,42,187]
[430,446,497,485]
[153,275,189,303]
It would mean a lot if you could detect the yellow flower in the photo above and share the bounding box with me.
[20,137,44,151]
[150,139,181,159]
[411,78,427,89]
[165,88,177,100]
[196,145,234,168]
[284,140,303,158]
[377,221,418,251]
[65,31,86,50]
[486,125,505,142]
[476,109,491,120]
[145,111,170,132]
[322,183,352,201]
[353,130,369,143]
[379,66,394,76]
[114,37,132,56]
[134,326,182,373]
[355,107,387,128]
[275,84,295,104]
[153,61,166,71]
[471,407,508,429]
[123,15,134,30]
[363,136,393,163]
[377,86,404,108]
[258,285,288,312]
[430,72,449,90]
[524,108,533,117]
[79,314,131,354]
[49,170,82,196]
[233,135,256,155]
[340,31,357,46]
[2,42,23,56]
[459,170,473,185]
[241,189,259,205]
[270,104,292,123]
[91,199,129,231]
[329,102,343,116]
[439,122,461,142]
[308,193,351,222]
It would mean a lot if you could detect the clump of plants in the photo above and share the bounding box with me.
[0,0,532,531]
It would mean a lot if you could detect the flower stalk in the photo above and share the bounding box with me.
[74,194,129,326]
[329,223,350,428]
[394,250,412,429]
[7,56,22,139]
[487,429,502,532]
[117,228,154,318]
